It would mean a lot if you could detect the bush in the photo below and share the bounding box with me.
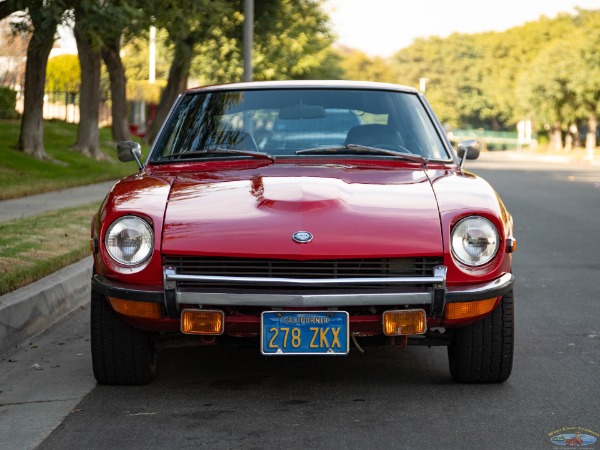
[0,87,18,119]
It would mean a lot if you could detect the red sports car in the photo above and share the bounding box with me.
[90,81,516,385]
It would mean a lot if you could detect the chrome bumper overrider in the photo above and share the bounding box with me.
[92,265,514,320]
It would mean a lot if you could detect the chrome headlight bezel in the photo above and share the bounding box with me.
[105,215,154,266]
[451,216,500,267]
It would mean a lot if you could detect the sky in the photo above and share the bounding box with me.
[325,0,600,57]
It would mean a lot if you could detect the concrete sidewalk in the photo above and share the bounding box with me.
[0,181,116,356]
[0,180,116,224]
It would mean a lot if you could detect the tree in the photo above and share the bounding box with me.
[391,11,577,132]
[46,54,80,92]
[11,0,69,160]
[100,0,146,143]
[190,0,338,84]
[144,0,231,143]
[72,0,103,158]
[146,0,338,143]
[0,0,26,21]
[482,15,574,129]
[64,0,148,148]
[516,39,579,150]
[71,0,148,153]
[393,36,462,128]
[122,32,171,83]
[336,47,397,83]
[514,11,600,152]
[569,9,600,154]
[251,0,337,81]
[101,23,130,143]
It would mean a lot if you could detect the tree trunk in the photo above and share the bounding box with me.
[0,0,27,21]
[549,123,563,152]
[564,133,573,152]
[17,8,58,159]
[102,36,130,143]
[586,114,597,158]
[73,18,102,159]
[145,38,194,144]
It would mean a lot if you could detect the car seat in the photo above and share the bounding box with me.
[344,124,403,148]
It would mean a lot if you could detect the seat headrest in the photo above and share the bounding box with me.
[344,124,402,147]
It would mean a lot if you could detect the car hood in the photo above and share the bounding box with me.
[161,165,443,258]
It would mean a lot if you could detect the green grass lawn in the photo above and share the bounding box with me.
[0,120,145,200]
[0,202,100,296]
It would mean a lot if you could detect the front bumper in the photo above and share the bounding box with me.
[92,265,514,320]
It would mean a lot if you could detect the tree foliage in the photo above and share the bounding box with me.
[391,8,600,150]
[146,0,337,142]
[188,0,337,84]
[7,0,340,157]
[46,54,80,92]
[336,47,397,83]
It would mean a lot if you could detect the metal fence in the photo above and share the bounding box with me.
[15,90,112,127]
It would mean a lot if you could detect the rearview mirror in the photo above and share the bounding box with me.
[279,104,325,120]
[117,141,143,170]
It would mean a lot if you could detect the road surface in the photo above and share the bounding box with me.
[1,152,598,450]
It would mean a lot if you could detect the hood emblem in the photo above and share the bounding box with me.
[292,231,313,244]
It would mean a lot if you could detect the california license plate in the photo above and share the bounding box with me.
[261,311,349,355]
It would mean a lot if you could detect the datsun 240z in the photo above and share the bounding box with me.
[90,81,516,385]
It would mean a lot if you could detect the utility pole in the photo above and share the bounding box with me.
[243,0,254,82]
[149,25,156,84]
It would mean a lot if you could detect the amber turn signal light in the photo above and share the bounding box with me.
[383,309,426,336]
[181,309,224,335]
[444,298,498,320]
[507,238,517,253]
[108,297,162,319]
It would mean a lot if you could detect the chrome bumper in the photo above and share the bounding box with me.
[92,265,514,320]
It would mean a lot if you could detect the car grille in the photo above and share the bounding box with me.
[163,256,442,279]
[163,256,442,295]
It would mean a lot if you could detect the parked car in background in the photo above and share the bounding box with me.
[90,80,516,385]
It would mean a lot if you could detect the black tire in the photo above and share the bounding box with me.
[91,288,157,385]
[447,289,514,383]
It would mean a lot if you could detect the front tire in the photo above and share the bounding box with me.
[91,288,157,385]
[447,289,514,383]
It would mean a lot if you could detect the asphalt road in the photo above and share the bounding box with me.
[2,153,599,450]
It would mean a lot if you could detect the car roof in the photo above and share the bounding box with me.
[184,80,419,95]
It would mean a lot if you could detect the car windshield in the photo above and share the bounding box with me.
[151,88,450,162]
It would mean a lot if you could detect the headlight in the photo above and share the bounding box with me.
[451,216,499,267]
[105,216,154,266]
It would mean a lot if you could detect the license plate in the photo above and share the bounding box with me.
[261,311,349,355]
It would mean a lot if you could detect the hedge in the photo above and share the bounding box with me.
[0,87,18,119]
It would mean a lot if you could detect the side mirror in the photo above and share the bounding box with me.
[117,141,143,170]
[456,140,480,168]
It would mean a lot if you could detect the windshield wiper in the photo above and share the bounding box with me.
[164,148,275,162]
[296,144,427,164]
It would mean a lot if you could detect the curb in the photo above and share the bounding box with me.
[0,257,92,356]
